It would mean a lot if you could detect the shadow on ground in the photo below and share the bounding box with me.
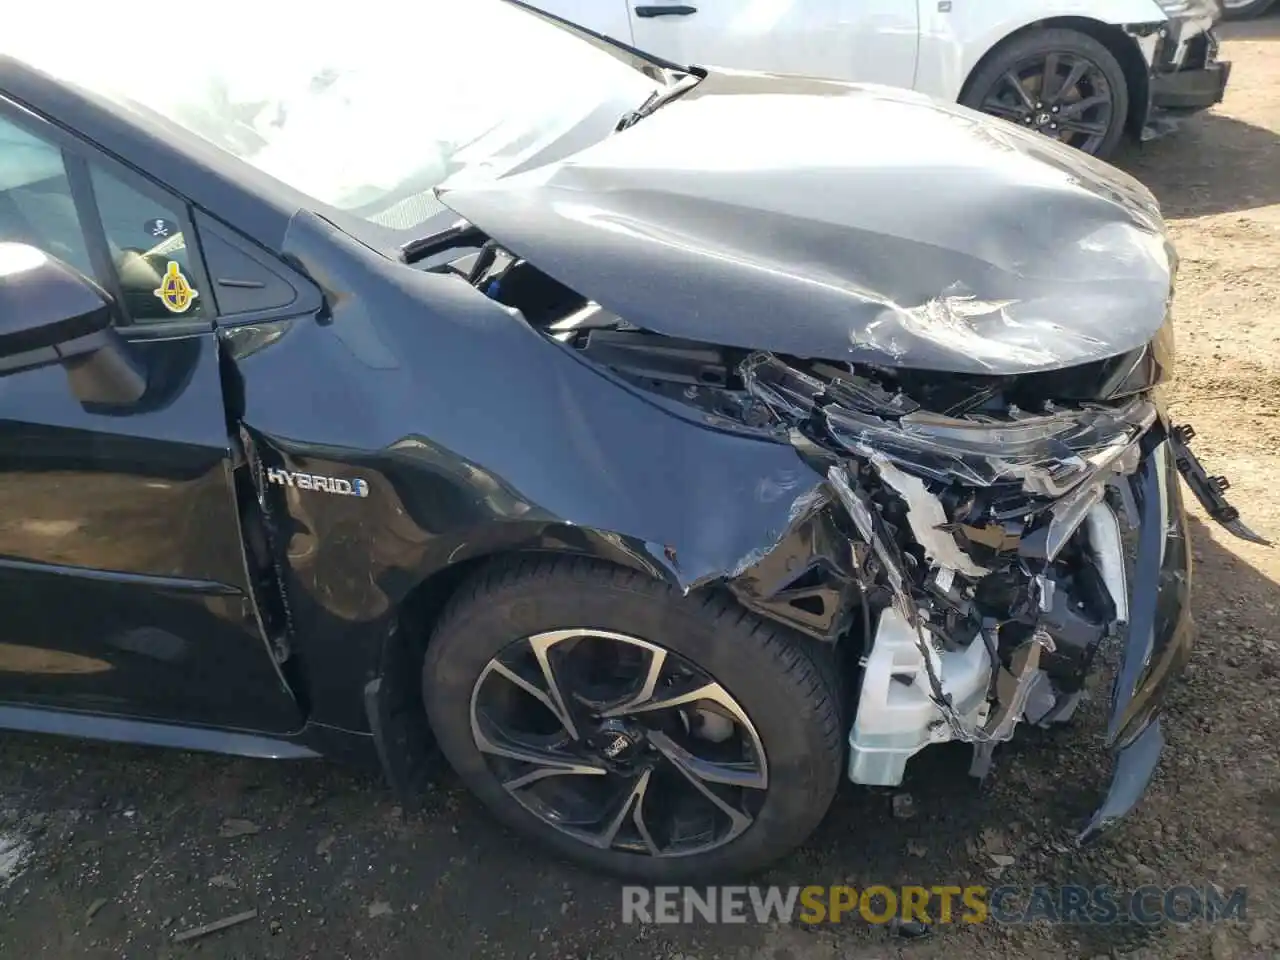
[1114,111,1280,218]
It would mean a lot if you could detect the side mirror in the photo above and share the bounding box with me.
[0,242,146,404]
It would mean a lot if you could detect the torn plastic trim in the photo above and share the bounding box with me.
[1080,719,1165,844]
[1082,439,1193,842]
[740,350,1156,570]
[1169,424,1272,546]
[667,353,1246,838]
[1084,502,1129,625]
[826,464,911,606]
[722,487,863,643]
[871,455,991,578]
[1108,437,1191,747]
[968,629,1056,779]
[739,351,918,422]
[1042,479,1108,563]
[672,363,1194,824]
[1123,20,1167,70]
[727,352,1162,754]
[827,462,996,746]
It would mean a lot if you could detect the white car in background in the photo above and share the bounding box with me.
[1222,0,1276,18]
[532,0,1232,158]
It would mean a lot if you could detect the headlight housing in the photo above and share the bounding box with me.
[740,351,1160,564]
[823,398,1157,497]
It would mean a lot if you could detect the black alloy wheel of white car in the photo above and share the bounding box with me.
[422,556,845,880]
[1222,0,1277,19]
[961,28,1129,160]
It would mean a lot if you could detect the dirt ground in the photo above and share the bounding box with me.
[2,19,1279,960]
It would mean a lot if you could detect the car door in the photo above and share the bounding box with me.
[627,0,919,88]
[0,98,304,734]
[533,0,637,45]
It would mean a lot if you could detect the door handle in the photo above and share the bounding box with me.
[634,5,698,17]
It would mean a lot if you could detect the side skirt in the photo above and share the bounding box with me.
[0,703,321,760]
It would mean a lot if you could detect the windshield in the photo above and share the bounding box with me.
[3,0,666,241]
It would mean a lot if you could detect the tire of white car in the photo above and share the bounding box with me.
[960,28,1130,161]
[1221,0,1277,20]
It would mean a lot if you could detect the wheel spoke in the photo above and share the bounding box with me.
[595,647,668,716]
[982,101,1029,122]
[472,709,605,780]
[587,767,654,851]
[486,659,581,742]
[1004,72,1037,111]
[602,680,743,723]
[649,729,767,791]
[1060,94,1109,119]
[1041,52,1061,101]
[649,731,754,836]
[502,763,608,792]
[527,631,583,740]
[1057,59,1090,100]
[631,782,661,856]
[602,680,768,786]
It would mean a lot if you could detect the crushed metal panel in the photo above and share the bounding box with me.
[439,70,1175,374]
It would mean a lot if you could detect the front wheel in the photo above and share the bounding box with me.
[960,29,1129,159]
[422,556,845,881]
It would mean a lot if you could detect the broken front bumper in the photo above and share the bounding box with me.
[1084,423,1267,839]
[1145,22,1232,135]
[839,421,1237,840]
[1151,60,1230,112]
[1082,436,1192,841]
[718,349,1260,842]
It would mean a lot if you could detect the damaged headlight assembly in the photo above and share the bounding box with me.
[731,349,1264,835]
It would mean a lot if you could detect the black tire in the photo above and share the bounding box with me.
[1222,0,1276,20]
[422,555,845,881]
[961,28,1129,160]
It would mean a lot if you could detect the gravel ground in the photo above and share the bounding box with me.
[2,19,1279,960]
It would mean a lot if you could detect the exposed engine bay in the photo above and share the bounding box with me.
[419,227,1267,831]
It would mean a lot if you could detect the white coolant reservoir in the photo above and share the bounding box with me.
[847,606,992,786]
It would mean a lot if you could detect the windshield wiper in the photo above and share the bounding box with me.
[616,71,704,131]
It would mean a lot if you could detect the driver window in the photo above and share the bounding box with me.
[0,111,203,325]
[0,116,94,277]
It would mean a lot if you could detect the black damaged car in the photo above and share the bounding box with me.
[0,0,1266,879]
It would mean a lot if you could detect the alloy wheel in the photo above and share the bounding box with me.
[468,629,769,858]
[977,51,1117,155]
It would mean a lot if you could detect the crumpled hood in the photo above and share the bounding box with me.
[438,69,1176,375]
